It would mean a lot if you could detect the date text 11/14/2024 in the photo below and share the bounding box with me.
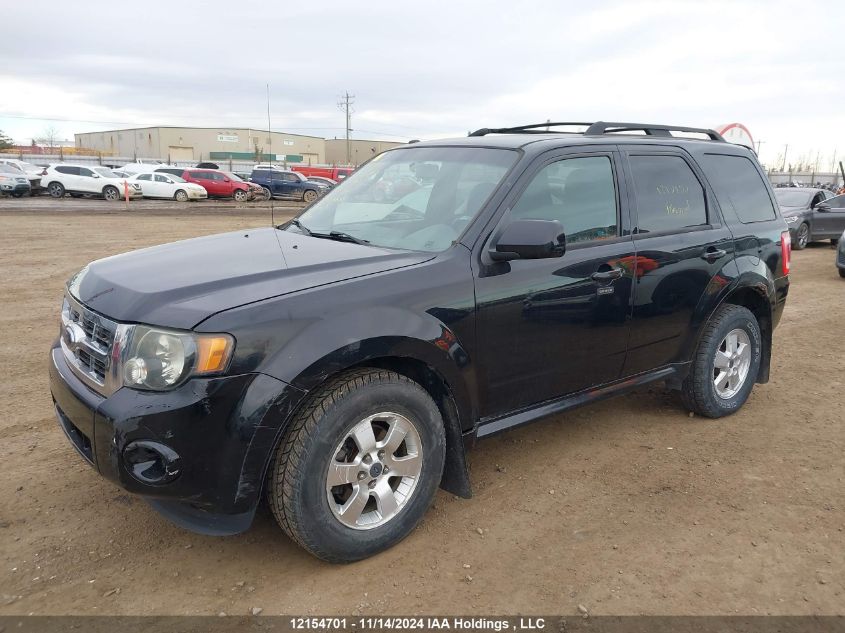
[289,617,547,630]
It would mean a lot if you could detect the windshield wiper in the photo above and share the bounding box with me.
[286,218,312,235]
[315,231,370,245]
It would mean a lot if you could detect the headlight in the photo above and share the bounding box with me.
[784,216,799,224]
[122,325,234,391]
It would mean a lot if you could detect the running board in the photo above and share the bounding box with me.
[475,366,678,439]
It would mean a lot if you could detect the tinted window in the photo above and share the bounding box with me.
[827,194,845,208]
[191,171,212,180]
[282,173,299,182]
[154,174,169,183]
[79,167,95,177]
[510,156,618,243]
[699,154,776,223]
[773,189,812,207]
[56,166,80,175]
[630,155,707,233]
[136,173,152,181]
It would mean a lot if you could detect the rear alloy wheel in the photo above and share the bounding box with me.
[266,368,445,562]
[103,185,120,202]
[302,189,318,203]
[261,186,272,200]
[48,182,65,198]
[174,189,188,202]
[681,304,761,418]
[233,189,248,202]
[794,223,810,250]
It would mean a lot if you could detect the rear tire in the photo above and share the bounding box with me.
[48,182,65,198]
[174,189,188,202]
[266,368,445,563]
[261,186,272,200]
[839,269,845,278]
[680,304,761,418]
[794,223,809,250]
[233,188,248,202]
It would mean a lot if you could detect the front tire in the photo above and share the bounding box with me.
[681,304,762,418]
[174,189,188,202]
[839,268,845,278]
[48,182,65,198]
[233,188,248,202]
[794,223,810,250]
[103,185,120,201]
[266,368,445,563]
[302,189,318,203]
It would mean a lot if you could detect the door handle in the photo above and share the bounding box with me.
[591,267,624,282]
[701,248,728,262]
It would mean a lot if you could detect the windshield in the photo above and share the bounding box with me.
[774,189,812,207]
[169,174,186,183]
[0,164,24,174]
[223,172,243,182]
[287,147,517,252]
[94,167,118,178]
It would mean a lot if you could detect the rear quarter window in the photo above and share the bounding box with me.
[629,155,707,233]
[699,154,777,223]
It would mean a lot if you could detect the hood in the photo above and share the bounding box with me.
[69,227,432,329]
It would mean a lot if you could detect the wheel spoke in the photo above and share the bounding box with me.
[714,350,731,369]
[714,371,730,390]
[372,480,399,519]
[726,332,738,355]
[386,452,421,478]
[326,461,360,487]
[351,422,377,453]
[736,342,749,362]
[338,484,369,524]
[379,418,409,454]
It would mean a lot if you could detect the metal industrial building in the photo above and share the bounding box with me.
[74,127,327,164]
[325,138,404,165]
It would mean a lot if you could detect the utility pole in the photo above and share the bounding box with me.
[781,144,788,172]
[338,92,355,165]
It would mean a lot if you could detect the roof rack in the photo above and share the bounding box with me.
[468,121,725,142]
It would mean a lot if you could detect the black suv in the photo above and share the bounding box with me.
[50,121,790,562]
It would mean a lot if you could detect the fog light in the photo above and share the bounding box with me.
[123,441,181,485]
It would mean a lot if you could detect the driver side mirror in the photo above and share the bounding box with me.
[490,219,566,262]
[92,174,100,179]
[223,176,230,182]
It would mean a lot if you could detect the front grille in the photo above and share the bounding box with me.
[61,294,122,394]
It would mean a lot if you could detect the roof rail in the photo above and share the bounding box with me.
[468,121,725,142]
[584,121,725,141]
[468,122,592,137]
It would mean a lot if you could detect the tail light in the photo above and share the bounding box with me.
[780,230,791,276]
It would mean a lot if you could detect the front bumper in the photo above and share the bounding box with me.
[188,189,208,200]
[49,341,305,534]
[1,182,31,195]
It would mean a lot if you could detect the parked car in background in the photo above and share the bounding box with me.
[292,164,354,181]
[775,187,843,249]
[130,172,208,201]
[41,164,141,200]
[154,167,259,201]
[0,163,32,197]
[121,161,177,176]
[249,168,327,202]
[837,229,845,278]
[0,158,42,190]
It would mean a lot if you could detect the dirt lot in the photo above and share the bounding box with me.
[0,201,842,616]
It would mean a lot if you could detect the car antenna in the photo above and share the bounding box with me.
[267,83,275,227]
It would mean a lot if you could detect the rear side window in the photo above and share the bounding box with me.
[56,166,80,175]
[629,155,707,233]
[699,154,776,223]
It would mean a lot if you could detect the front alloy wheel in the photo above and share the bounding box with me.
[795,223,810,249]
[266,368,445,562]
[326,412,423,530]
[233,189,248,202]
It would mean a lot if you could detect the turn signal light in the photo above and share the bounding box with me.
[195,335,234,374]
[780,231,791,276]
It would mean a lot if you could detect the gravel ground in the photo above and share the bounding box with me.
[0,204,842,616]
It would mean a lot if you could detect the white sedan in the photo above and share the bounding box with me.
[130,172,207,201]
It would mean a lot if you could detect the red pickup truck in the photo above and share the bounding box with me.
[291,165,354,181]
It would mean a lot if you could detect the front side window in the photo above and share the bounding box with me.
[827,194,845,209]
[79,167,95,178]
[699,154,776,223]
[289,146,517,253]
[630,155,707,233]
[509,155,618,243]
[154,174,169,183]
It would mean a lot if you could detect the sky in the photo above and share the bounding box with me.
[1,0,843,171]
